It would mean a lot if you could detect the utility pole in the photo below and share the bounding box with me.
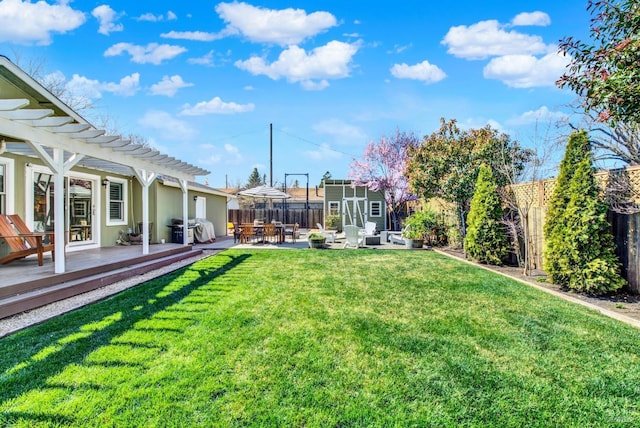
[269,123,273,187]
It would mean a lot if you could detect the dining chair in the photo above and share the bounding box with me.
[263,223,277,244]
[284,223,298,243]
[240,224,256,244]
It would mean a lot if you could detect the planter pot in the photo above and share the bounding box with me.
[309,239,326,249]
[404,238,423,249]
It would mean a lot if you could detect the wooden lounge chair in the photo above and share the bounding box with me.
[0,214,55,266]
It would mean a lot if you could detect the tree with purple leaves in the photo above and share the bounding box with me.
[348,129,420,231]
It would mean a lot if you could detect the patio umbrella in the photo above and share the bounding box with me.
[238,184,291,200]
[238,185,291,221]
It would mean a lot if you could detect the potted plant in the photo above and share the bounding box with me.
[402,209,439,249]
[307,232,326,249]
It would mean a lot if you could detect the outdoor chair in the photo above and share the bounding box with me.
[343,225,364,249]
[284,223,299,243]
[0,214,55,266]
[262,223,278,244]
[316,223,336,243]
[240,224,257,244]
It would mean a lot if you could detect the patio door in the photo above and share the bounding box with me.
[27,166,101,249]
[342,197,368,228]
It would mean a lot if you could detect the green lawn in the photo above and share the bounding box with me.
[1,249,639,427]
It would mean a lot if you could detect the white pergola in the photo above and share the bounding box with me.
[0,56,209,273]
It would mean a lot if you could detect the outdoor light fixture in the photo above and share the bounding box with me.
[102,178,109,187]
[193,195,198,201]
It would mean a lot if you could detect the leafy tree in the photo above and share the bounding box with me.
[319,171,332,188]
[557,0,640,125]
[464,164,508,265]
[348,129,420,230]
[406,118,526,239]
[543,130,626,294]
[246,167,262,188]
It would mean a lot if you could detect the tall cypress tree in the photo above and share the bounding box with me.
[543,130,625,294]
[464,164,508,265]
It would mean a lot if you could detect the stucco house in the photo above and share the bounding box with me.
[0,56,228,273]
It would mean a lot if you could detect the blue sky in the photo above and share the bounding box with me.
[0,1,592,188]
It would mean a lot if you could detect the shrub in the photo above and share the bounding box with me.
[402,209,441,241]
[464,164,508,265]
[543,131,625,295]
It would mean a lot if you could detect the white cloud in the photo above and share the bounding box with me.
[224,143,243,162]
[442,19,550,60]
[300,79,330,91]
[138,110,196,140]
[483,51,570,88]
[137,11,177,22]
[102,73,140,96]
[390,60,446,84]
[161,30,220,41]
[305,143,342,161]
[507,106,569,126]
[511,11,551,27]
[0,0,85,45]
[149,75,193,97]
[235,41,359,89]
[92,5,123,35]
[104,42,187,64]
[56,72,140,102]
[180,97,255,115]
[188,50,215,66]
[312,119,367,143]
[215,1,337,45]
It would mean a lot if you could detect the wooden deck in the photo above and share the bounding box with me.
[0,243,212,319]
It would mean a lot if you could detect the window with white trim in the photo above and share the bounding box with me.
[370,201,382,217]
[328,201,340,216]
[0,163,5,214]
[0,158,14,215]
[106,178,127,226]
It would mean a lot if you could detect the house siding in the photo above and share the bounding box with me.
[323,180,386,231]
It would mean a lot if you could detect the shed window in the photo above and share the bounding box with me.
[370,201,382,217]
[328,201,340,216]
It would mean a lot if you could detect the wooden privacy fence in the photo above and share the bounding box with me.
[507,165,640,293]
[228,209,324,229]
[431,165,640,293]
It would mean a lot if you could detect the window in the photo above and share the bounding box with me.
[106,178,127,225]
[0,163,5,214]
[0,158,14,215]
[370,201,382,217]
[328,201,340,216]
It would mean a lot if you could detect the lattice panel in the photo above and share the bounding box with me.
[507,166,640,209]
[541,180,556,206]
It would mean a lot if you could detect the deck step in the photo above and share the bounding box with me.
[0,248,203,319]
[0,246,194,300]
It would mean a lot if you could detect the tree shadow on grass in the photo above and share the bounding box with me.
[0,252,251,424]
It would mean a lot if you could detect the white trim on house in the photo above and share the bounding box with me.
[369,200,382,218]
[0,55,209,272]
[0,156,14,214]
[105,175,128,227]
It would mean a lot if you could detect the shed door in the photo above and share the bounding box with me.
[342,197,367,228]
